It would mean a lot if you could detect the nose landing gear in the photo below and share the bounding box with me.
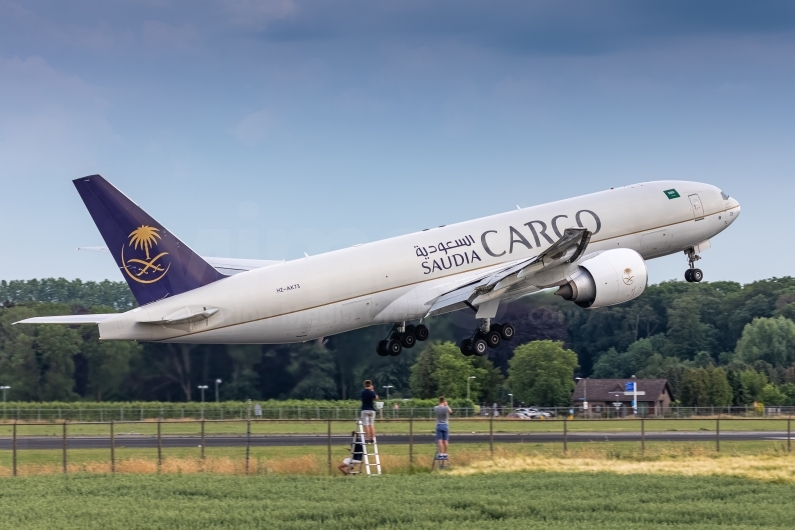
[376,322,429,356]
[684,248,704,283]
[459,319,515,356]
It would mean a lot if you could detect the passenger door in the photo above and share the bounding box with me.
[688,194,704,220]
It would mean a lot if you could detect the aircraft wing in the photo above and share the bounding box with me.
[425,228,591,317]
[77,247,283,276]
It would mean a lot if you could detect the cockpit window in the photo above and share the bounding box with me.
[720,191,730,200]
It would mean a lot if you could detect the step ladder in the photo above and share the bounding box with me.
[431,449,450,471]
[347,421,381,476]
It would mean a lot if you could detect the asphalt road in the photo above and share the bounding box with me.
[0,431,789,450]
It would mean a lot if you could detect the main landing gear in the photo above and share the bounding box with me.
[459,319,515,357]
[376,323,430,357]
[684,248,704,283]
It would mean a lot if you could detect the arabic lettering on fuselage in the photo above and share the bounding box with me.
[413,209,601,275]
[415,235,480,275]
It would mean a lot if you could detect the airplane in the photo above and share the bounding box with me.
[16,175,741,357]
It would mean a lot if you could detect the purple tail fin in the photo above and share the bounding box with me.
[73,175,225,306]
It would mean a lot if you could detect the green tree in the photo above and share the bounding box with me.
[81,327,141,401]
[679,367,732,407]
[507,341,578,407]
[760,384,787,406]
[664,296,717,359]
[739,370,768,402]
[735,317,795,368]
[409,342,499,401]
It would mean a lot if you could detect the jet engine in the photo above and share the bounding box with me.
[555,248,647,308]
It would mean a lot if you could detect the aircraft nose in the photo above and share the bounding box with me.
[728,196,740,212]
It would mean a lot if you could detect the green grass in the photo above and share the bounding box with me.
[0,417,790,437]
[1,472,795,529]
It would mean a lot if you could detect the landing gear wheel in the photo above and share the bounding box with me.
[460,339,474,356]
[414,324,430,341]
[499,323,515,341]
[376,340,389,356]
[387,339,402,356]
[684,269,693,283]
[691,268,703,282]
[471,338,488,356]
[400,332,416,349]
[485,330,502,348]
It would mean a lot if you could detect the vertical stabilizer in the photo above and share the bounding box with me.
[73,175,225,305]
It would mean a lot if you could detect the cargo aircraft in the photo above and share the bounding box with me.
[17,176,740,356]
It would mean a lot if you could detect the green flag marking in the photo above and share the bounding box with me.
[664,189,680,199]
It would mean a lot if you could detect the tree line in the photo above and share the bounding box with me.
[1,276,795,405]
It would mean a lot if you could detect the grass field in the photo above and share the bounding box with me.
[2,471,795,529]
[0,417,790,437]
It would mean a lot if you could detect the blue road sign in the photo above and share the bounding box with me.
[625,382,635,392]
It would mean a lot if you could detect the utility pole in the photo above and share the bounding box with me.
[215,379,222,403]
[383,385,393,401]
[467,376,476,401]
[0,386,9,403]
[508,393,513,412]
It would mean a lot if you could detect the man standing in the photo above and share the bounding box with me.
[435,396,452,459]
[361,380,378,443]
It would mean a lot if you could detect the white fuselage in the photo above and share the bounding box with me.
[98,181,740,344]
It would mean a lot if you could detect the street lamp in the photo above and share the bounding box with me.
[215,379,222,403]
[383,385,393,401]
[0,386,9,403]
[575,377,588,417]
[198,385,208,419]
[508,393,513,411]
[467,376,476,401]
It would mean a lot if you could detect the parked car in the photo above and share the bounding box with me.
[513,408,551,419]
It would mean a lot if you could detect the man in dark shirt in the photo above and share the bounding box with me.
[361,380,378,443]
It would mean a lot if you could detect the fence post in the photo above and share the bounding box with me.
[157,418,162,471]
[110,420,115,473]
[563,417,568,453]
[641,417,645,454]
[327,419,332,475]
[489,409,494,457]
[200,418,205,461]
[12,421,17,477]
[788,416,791,453]
[409,415,414,469]
[716,417,720,453]
[246,405,252,474]
[62,421,67,474]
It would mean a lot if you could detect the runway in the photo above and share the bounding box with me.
[0,431,788,450]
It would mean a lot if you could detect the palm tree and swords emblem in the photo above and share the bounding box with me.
[121,226,171,283]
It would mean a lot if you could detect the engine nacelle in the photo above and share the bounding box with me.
[555,248,647,308]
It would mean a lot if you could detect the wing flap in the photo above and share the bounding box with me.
[425,228,591,317]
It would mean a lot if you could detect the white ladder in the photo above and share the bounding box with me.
[353,420,381,476]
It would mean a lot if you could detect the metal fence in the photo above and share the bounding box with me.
[1,416,793,477]
[2,404,793,422]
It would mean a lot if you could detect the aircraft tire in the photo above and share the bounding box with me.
[387,339,403,356]
[414,324,430,341]
[400,332,416,349]
[460,339,474,356]
[499,323,515,341]
[684,269,692,282]
[472,338,488,356]
[691,268,703,282]
[376,340,389,356]
[485,330,501,348]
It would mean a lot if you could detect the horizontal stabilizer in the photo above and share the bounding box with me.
[14,314,116,325]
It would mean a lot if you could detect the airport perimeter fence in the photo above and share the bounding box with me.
[1,404,793,422]
[1,415,794,477]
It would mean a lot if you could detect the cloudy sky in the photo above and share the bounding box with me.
[1,0,793,285]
